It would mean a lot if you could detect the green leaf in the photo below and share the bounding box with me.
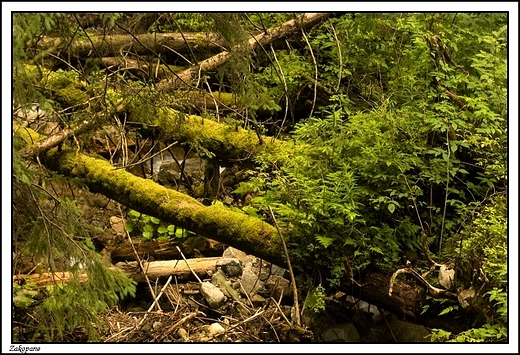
[128,210,141,217]
[157,226,168,234]
[150,217,161,224]
[316,235,333,248]
[388,203,395,214]
[143,224,155,232]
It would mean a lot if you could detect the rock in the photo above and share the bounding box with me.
[242,256,271,281]
[374,315,431,342]
[222,247,247,263]
[200,281,226,309]
[270,264,289,278]
[207,322,225,337]
[250,294,266,307]
[264,275,291,300]
[109,216,126,236]
[177,328,189,341]
[212,270,240,301]
[157,162,182,185]
[320,323,360,342]
[216,258,242,277]
[439,264,455,289]
[223,195,234,205]
[239,268,265,297]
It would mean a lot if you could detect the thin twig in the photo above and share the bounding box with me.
[270,296,292,326]
[378,306,397,342]
[146,275,173,313]
[268,206,301,327]
[176,246,202,283]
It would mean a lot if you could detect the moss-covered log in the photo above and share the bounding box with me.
[19,64,282,162]
[36,32,224,60]
[43,148,287,267]
[128,103,284,161]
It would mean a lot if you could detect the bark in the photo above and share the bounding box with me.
[37,32,224,59]
[13,271,89,288]
[17,119,100,161]
[156,13,334,91]
[341,270,426,320]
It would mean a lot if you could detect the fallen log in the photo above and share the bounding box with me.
[156,13,334,91]
[110,238,225,262]
[35,32,224,60]
[13,271,89,288]
[41,148,287,268]
[12,257,224,287]
[115,257,223,283]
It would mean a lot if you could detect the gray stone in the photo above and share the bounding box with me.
[109,216,126,236]
[381,316,432,342]
[222,247,247,263]
[320,323,360,342]
[270,264,289,278]
[200,281,226,309]
[216,258,243,277]
[239,268,264,297]
[264,275,291,300]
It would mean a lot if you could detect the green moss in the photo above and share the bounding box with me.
[22,65,90,107]
[55,86,90,106]
[13,123,44,145]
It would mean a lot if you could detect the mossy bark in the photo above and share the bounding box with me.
[128,103,283,161]
[43,148,286,267]
[37,32,224,59]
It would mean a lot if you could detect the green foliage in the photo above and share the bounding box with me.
[12,168,136,341]
[237,13,507,295]
[430,195,507,342]
[304,284,327,313]
[12,12,508,342]
[126,209,191,241]
[13,279,39,310]
[33,264,136,341]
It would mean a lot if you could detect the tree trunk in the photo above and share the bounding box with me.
[12,257,224,287]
